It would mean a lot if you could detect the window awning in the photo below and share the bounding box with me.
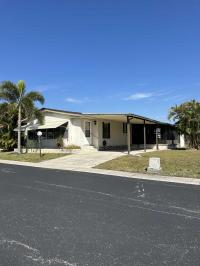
[14,121,68,132]
[32,121,68,130]
[14,125,27,132]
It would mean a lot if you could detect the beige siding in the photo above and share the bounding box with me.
[70,118,84,146]
[44,112,71,123]
[97,120,127,148]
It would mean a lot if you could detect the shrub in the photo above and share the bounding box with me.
[0,132,16,151]
[64,144,81,150]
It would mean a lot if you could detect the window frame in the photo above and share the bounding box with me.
[123,122,127,134]
[102,122,110,139]
[84,121,91,138]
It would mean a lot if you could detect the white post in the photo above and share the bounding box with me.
[127,118,131,154]
[143,120,146,152]
[180,134,185,148]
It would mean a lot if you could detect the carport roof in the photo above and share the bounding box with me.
[83,113,172,125]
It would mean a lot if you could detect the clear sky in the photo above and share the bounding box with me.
[0,0,200,121]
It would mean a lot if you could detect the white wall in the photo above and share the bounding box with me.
[69,118,84,146]
[97,120,127,148]
[44,112,71,123]
[179,134,185,148]
[69,118,95,146]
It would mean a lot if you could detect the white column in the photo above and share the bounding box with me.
[180,134,185,148]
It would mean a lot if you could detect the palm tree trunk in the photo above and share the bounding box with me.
[18,105,21,154]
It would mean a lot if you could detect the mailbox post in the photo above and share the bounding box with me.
[37,131,42,157]
[155,128,161,150]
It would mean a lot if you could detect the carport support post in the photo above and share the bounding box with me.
[127,115,134,155]
[156,126,159,150]
[143,120,146,152]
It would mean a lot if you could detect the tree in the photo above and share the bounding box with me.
[0,80,45,153]
[0,103,17,151]
[169,100,200,149]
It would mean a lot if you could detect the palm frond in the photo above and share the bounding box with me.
[32,108,44,124]
[21,97,35,120]
[17,80,26,103]
[25,91,45,105]
[0,81,20,102]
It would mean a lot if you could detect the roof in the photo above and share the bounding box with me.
[40,108,173,126]
[84,113,172,125]
[41,108,82,115]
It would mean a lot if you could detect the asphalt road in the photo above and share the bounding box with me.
[0,164,199,266]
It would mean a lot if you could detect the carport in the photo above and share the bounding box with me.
[85,113,177,154]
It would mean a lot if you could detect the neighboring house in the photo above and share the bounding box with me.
[20,108,185,152]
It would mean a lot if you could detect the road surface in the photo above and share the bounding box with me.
[0,163,199,265]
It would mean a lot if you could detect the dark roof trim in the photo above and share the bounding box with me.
[127,113,172,126]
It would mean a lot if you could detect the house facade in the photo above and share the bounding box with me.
[22,108,185,152]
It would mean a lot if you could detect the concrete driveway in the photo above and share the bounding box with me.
[39,149,124,170]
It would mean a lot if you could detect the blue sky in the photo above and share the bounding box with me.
[0,0,200,121]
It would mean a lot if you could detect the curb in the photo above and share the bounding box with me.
[0,159,200,186]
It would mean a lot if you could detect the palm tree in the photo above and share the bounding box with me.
[0,80,45,153]
[0,103,17,151]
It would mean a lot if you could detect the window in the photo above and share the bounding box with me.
[85,121,91,138]
[123,122,127,133]
[28,131,37,140]
[28,124,68,141]
[41,129,47,139]
[102,122,110,139]
[47,129,54,139]
[54,127,66,139]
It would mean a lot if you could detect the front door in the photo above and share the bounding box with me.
[84,121,92,145]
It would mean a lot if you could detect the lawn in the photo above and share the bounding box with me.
[0,152,68,163]
[96,150,200,178]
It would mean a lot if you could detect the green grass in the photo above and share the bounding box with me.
[0,152,68,163]
[96,150,200,178]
